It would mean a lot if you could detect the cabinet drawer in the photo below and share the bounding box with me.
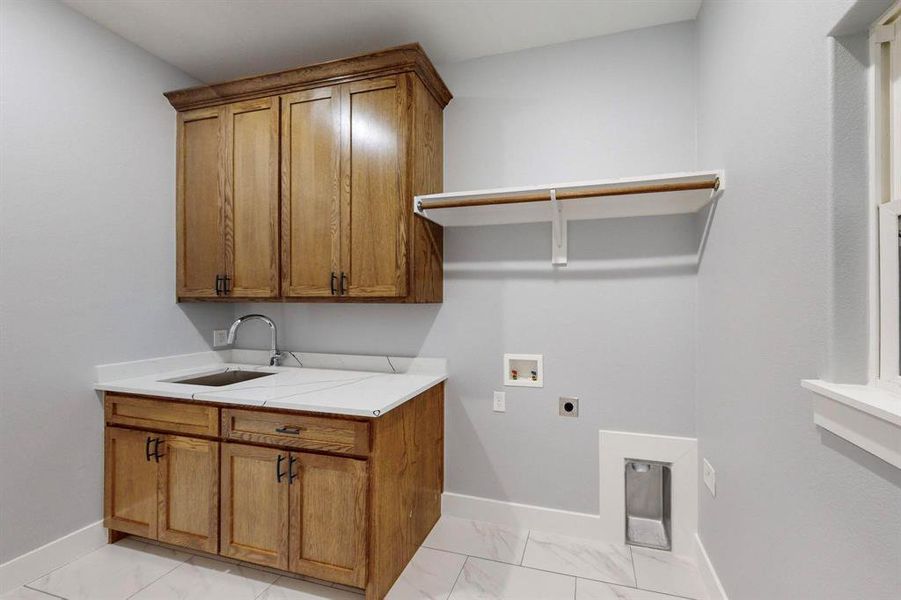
[221,409,369,456]
[105,394,219,437]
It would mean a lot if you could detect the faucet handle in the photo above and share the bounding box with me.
[270,351,284,367]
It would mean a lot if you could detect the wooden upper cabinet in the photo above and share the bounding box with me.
[168,44,450,303]
[340,76,408,298]
[225,99,280,298]
[281,87,341,298]
[177,108,224,298]
[177,100,279,300]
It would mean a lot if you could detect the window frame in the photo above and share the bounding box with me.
[873,2,901,391]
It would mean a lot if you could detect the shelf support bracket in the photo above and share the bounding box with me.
[550,188,567,266]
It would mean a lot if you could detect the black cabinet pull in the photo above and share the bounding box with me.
[153,438,165,462]
[276,454,286,483]
[288,456,298,484]
[275,425,301,435]
[215,275,223,296]
[145,436,153,461]
[330,272,337,295]
[339,272,347,295]
[223,275,231,295]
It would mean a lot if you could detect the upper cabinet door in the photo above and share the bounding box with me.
[281,88,341,298]
[177,107,225,298]
[340,76,409,298]
[225,99,280,298]
[220,443,289,570]
[104,427,158,539]
[157,436,219,554]
[288,453,368,587]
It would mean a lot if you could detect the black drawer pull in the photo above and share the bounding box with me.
[145,436,153,461]
[288,455,298,484]
[153,438,165,462]
[276,454,286,483]
[275,425,302,435]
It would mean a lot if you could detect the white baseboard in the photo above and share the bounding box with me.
[0,521,106,594]
[695,533,728,600]
[442,492,603,539]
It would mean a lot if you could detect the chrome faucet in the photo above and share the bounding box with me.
[227,314,283,366]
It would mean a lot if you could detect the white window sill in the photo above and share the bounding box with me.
[801,380,901,468]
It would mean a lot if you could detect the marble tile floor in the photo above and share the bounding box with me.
[2,516,708,600]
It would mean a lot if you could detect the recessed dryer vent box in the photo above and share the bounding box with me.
[504,354,543,387]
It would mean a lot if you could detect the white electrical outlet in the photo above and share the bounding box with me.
[703,458,716,497]
[493,391,506,412]
[213,329,229,348]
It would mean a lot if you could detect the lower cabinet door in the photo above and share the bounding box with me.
[289,453,368,587]
[157,435,219,553]
[220,443,290,569]
[104,427,158,538]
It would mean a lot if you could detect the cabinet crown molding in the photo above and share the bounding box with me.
[164,43,452,111]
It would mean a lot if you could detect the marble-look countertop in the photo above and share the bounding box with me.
[94,350,447,418]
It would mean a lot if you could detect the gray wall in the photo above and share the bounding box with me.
[0,0,231,562]
[695,1,901,599]
[239,22,700,515]
[827,30,871,384]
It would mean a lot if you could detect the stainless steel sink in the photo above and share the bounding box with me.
[167,370,275,387]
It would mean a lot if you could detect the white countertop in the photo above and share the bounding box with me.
[95,351,446,418]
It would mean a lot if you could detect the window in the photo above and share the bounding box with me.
[799,3,901,468]
[874,2,901,389]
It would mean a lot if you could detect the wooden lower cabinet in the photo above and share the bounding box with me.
[104,427,158,538]
[289,453,368,587]
[220,444,368,586]
[366,382,444,599]
[104,383,444,599]
[220,443,290,569]
[104,428,219,553]
[157,435,219,553]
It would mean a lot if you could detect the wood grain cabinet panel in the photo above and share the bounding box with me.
[177,100,279,300]
[104,427,158,538]
[221,408,369,456]
[220,443,290,569]
[105,428,220,552]
[289,453,368,587]
[157,436,219,553]
[105,394,218,437]
[226,98,280,298]
[340,76,409,298]
[281,88,341,298]
[366,383,444,599]
[410,383,444,543]
[177,107,225,298]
